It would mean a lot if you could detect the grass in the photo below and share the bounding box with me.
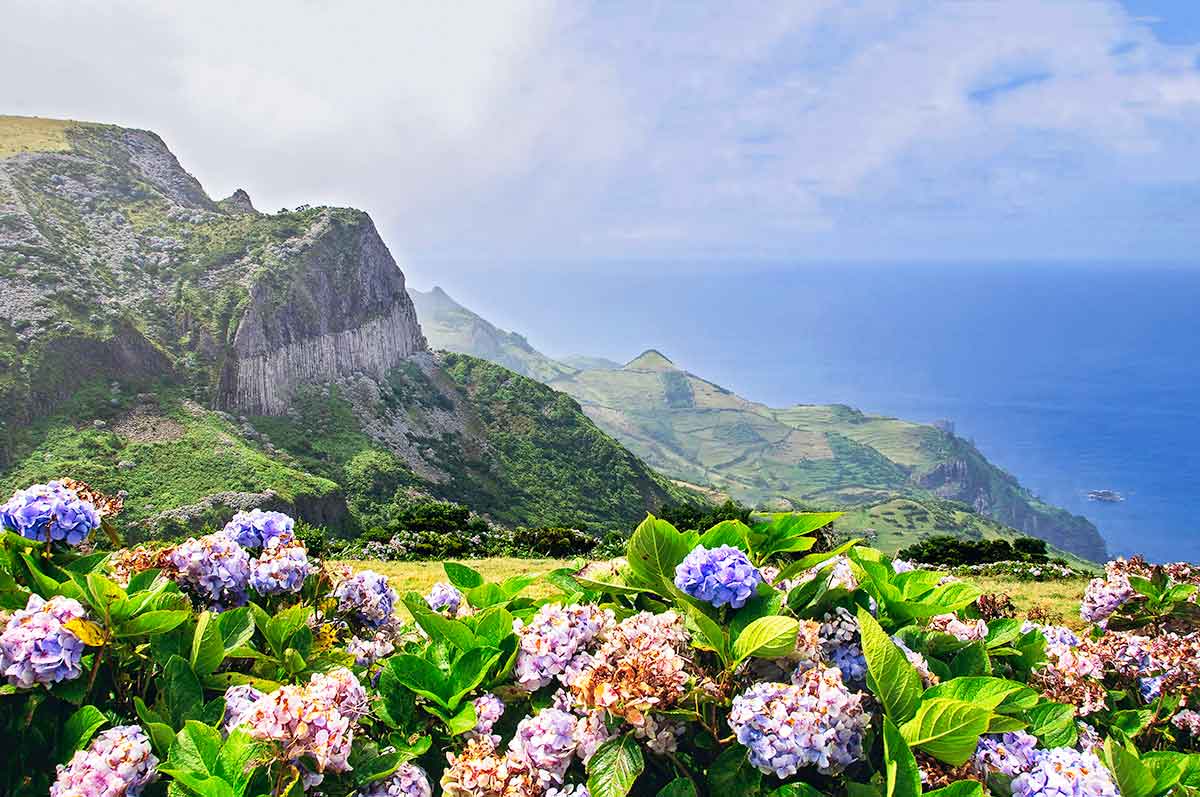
[973,575,1091,630]
[339,556,1091,628]
[0,116,75,159]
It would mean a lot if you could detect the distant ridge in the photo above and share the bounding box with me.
[623,349,676,371]
[412,287,1109,561]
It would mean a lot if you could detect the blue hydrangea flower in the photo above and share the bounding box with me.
[425,581,463,616]
[817,606,867,684]
[1139,675,1164,702]
[975,731,1040,778]
[358,763,432,797]
[1011,748,1119,797]
[730,667,871,778]
[673,544,762,609]
[334,571,398,628]
[168,533,252,610]
[222,509,295,550]
[1,481,99,546]
[0,594,88,688]
[249,543,311,595]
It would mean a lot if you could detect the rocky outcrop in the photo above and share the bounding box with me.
[219,188,257,215]
[916,453,1108,561]
[217,210,426,415]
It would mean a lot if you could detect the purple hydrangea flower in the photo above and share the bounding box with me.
[359,763,432,797]
[222,509,295,550]
[51,724,159,797]
[975,731,1040,778]
[347,631,396,667]
[1,481,100,546]
[168,533,251,610]
[817,606,867,684]
[222,684,265,734]
[673,544,763,609]
[334,571,398,628]
[730,667,871,778]
[425,581,463,616]
[249,543,311,595]
[0,594,88,688]
[512,603,612,691]
[1011,748,1119,797]
[1080,573,1135,625]
[470,693,505,740]
[508,708,580,788]
[1139,675,1164,702]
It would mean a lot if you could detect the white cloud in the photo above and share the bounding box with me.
[2,0,1199,267]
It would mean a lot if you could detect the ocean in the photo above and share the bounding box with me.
[425,262,1200,563]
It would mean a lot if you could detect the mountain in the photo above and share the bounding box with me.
[0,115,686,534]
[411,285,1108,561]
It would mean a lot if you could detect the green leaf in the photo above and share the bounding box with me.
[465,583,508,609]
[157,770,236,797]
[1104,739,1157,797]
[883,717,921,797]
[858,607,923,723]
[115,609,190,638]
[201,672,282,692]
[923,783,985,797]
[163,655,205,728]
[355,751,404,787]
[950,643,991,677]
[626,515,696,595]
[217,608,256,653]
[386,654,450,707]
[707,744,762,795]
[768,785,825,797]
[168,720,223,775]
[190,611,226,677]
[216,729,271,796]
[899,697,992,766]
[698,520,751,551]
[685,605,730,665]
[587,735,645,797]
[731,616,800,662]
[923,677,1038,713]
[61,705,108,763]
[1025,701,1078,748]
[265,605,310,654]
[145,722,176,758]
[499,574,539,598]
[658,778,698,797]
[444,701,478,736]
[443,562,484,590]
[403,593,477,651]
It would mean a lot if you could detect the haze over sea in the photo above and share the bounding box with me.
[430,263,1200,563]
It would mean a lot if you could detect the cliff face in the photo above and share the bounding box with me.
[1,115,686,534]
[218,212,425,414]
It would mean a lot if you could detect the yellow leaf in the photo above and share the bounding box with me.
[64,618,109,647]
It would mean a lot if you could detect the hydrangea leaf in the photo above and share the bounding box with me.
[883,717,921,797]
[857,606,922,723]
[923,783,984,797]
[587,734,645,797]
[60,705,107,763]
[1103,738,1157,797]
[626,514,697,595]
[115,609,190,638]
[443,562,484,590]
[1025,700,1078,748]
[899,697,992,766]
[731,615,799,662]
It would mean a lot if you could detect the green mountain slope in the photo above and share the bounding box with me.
[412,285,1108,561]
[0,116,686,534]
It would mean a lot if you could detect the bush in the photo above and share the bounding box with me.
[658,498,752,532]
[510,526,598,558]
[898,533,1056,567]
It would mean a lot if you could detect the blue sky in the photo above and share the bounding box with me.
[4,1,1200,272]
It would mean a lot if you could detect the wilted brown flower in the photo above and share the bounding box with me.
[571,611,690,725]
[916,751,982,790]
[976,592,1017,621]
[441,736,541,797]
[60,478,123,519]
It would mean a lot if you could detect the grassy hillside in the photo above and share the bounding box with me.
[413,286,1107,560]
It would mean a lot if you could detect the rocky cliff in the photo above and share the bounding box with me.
[0,115,686,533]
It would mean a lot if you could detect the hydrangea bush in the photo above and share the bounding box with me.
[1,480,1197,797]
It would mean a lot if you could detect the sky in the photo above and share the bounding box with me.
[4,1,1200,280]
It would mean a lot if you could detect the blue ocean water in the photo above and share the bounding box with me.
[428,263,1200,562]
